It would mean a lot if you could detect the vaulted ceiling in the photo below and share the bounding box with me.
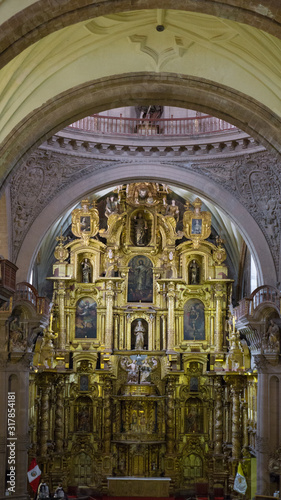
[1,1,281,287]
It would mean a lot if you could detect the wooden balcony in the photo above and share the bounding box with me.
[234,285,280,322]
[0,259,18,302]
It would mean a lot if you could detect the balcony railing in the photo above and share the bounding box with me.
[14,282,50,316]
[234,285,280,320]
[68,114,237,137]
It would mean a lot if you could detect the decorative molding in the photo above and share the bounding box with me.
[9,139,279,273]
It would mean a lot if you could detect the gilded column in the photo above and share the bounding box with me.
[242,400,250,457]
[224,375,245,460]
[40,381,51,457]
[64,400,70,445]
[57,280,66,350]
[114,314,119,350]
[103,378,112,454]
[54,377,64,453]
[214,377,223,455]
[119,315,124,350]
[162,315,166,350]
[105,280,114,352]
[156,315,160,350]
[214,284,224,352]
[167,282,176,352]
[166,378,175,455]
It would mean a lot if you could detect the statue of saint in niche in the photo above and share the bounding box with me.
[165,199,179,222]
[81,258,91,283]
[134,212,148,246]
[128,256,153,302]
[184,299,205,341]
[134,319,145,349]
[77,406,91,432]
[265,319,280,352]
[9,314,27,352]
[131,319,148,350]
[189,260,200,284]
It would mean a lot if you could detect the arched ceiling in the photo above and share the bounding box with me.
[1,8,281,141]
[0,1,280,289]
[1,0,281,71]
[1,8,281,186]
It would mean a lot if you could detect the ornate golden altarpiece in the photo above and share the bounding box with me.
[28,183,254,496]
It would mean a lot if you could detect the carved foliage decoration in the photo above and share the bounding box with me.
[191,152,281,269]
[10,150,108,260]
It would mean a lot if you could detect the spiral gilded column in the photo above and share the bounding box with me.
[40,382,51,457]
[103,378,112,454]
[214,377,223,455]
[166,378,175,455]
[224,375,245,460]
[54,377,64,453]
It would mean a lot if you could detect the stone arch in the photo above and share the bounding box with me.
[2,73,281,189]
[15,162,276,287]
[1,1,281,71]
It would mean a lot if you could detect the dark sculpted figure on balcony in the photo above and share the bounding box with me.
[105,196,119,217]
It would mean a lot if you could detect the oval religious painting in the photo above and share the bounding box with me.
[127,256,153,302]
[184,299,205,341]
[75,297,97,338]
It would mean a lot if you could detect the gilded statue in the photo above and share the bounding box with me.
[134,319,145,350]
[81,258,91,283]
[134,212,148,246]
[165,200,179,222]
[189,259,200,284]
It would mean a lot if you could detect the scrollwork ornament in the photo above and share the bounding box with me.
[268,447,281,474]
[253,354,269,372]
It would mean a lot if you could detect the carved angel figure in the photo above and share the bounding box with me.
[266,320,280,352]
[120,357,139,383]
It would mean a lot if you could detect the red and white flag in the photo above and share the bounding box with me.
[27,459,41,492]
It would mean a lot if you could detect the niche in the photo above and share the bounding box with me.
[131,210,152,247]
[131,318,148,350]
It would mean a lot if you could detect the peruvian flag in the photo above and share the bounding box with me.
[27,459,41,492]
